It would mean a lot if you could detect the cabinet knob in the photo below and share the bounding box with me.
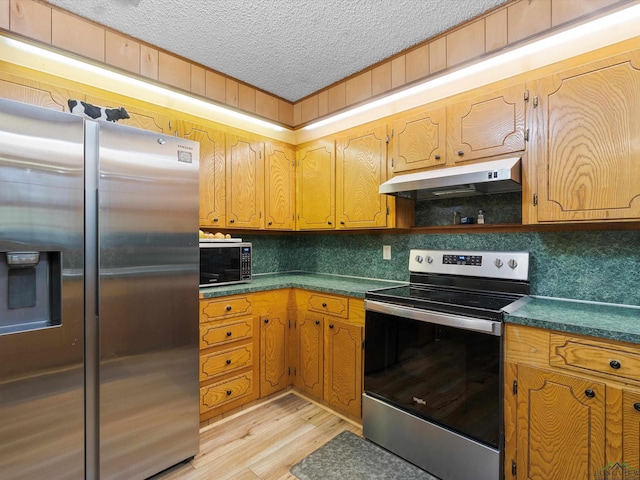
[229,218,235,223]
[264,318,269,324]
[213,217,219,222]
[226,359,231,365]
[226,305,232,311]
[226,331,232,337]
[328,221,332,225]
[585,389,596,398]
[268,221,273,225]
[226,390,232,396]
[610,360,621,369]
[634,403,640,412]
[329,324,334,329]
[457,150,464,157]
[322,303,327,307]
[435,154,441,160]
[340,220,345,225]
[315,320,320,325]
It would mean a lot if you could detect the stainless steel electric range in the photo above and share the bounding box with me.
[363,249,531,480]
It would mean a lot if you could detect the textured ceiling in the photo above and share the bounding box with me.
[46,0,509,102]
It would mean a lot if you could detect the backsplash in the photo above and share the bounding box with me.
[414,193,522,226]
[244,229,640,306]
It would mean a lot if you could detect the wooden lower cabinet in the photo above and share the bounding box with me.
[294,313,324,399]
[505,324,640,480]
[259,310,289,397]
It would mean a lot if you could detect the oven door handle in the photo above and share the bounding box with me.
[364,300,502,336]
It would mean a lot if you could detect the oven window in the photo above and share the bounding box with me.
[364,310,500,448]
[200,247,240,285]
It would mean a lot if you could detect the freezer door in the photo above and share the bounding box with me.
[0,99,85,479]
[96,121,200,480]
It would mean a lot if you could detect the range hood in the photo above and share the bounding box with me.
[379,157,522,200]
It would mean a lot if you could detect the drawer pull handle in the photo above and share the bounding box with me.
[226,331,232,337]
[226,359,231,365]
[610,360,621,369]
[585,389,595,398]
[315,320,320,325]
[329,324,334,329]
[226,390,232,396]
[634,403,640,412]
[264,319,269,324]
[225,305,232,311]
[322,303,327,307]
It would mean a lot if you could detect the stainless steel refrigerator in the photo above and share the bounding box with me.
[0,98,200,479]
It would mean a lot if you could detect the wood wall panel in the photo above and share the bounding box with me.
[447,19,485,68]
[0,1,9,30]
[507,0,552,44]
[238,83,256,113]
[140,44,158,80]
[256,90,278,121]
[552,0,618,26]
[429,37,447,74]
[371,62,391,96]
[485,8,508,53]
[158,51,190,91]
[205,70,226,103]
[225,78,239,107]
[391,56,406,89]
[105,31,140,74]
[345,71,371,105]
[52,10,104,62]
[10,0,51,44]
[293,102,301,126]
[279,100,293,126]
[328,83,346,113]
[318,90,329,117]
[191,64,206,96]
[300,95,319,124]
[405,44,429,83]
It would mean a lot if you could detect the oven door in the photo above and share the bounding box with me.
[364,300,502,449]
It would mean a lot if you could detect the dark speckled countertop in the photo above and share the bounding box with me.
[505,296,640,344]
[199,271,407,299]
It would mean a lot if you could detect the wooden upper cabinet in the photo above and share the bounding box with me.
[296,140,335,230]
[447,83,525,164]
[530,50,640,223]
[85,94,173,134]
[391,107,446,173]
[265,142,295,230]
[336,125,389,229]
[515,365,605,480]
[180,122,225,228]
[226,134,264,228]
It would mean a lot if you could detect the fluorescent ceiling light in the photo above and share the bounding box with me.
[303,2,640,131]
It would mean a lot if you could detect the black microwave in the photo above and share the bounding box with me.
[199,241,252,287]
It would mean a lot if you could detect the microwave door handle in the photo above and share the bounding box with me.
[364,300,502,336]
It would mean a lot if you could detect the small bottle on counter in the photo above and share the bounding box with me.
[477,210,485,224]
[452,211,461,225]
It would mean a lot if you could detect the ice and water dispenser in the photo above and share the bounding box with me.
[0,251,62,334]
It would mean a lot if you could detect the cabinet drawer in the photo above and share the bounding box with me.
[200,316,253,349]
[200,344,253,381]
[550,334,640,385]
[200,372,253,413]
[307,293,348,318]
[200,296,252,322]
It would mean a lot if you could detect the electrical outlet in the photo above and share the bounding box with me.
[383,245,391,260]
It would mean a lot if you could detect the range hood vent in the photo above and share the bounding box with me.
[379,157,522,200]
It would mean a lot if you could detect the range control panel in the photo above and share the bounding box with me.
[409,249,530,281]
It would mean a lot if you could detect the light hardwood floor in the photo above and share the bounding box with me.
[153,393,362,480]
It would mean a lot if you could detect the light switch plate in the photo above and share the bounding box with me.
[383,245,391,260]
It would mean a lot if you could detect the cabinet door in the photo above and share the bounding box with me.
[226,134,264,228]
[296,140,335,230]
[336,125,389,229]
[622,388,640,470]
[295,314,324,399]
[531,51,640,222]
[180,122,225,228]
[447,83,525,164]
[265,142,295,230]
[391,107,446,173]
[0,70,76,112]
[259,313,288,397]
[324,319,362,418]
[516,365,605,480]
